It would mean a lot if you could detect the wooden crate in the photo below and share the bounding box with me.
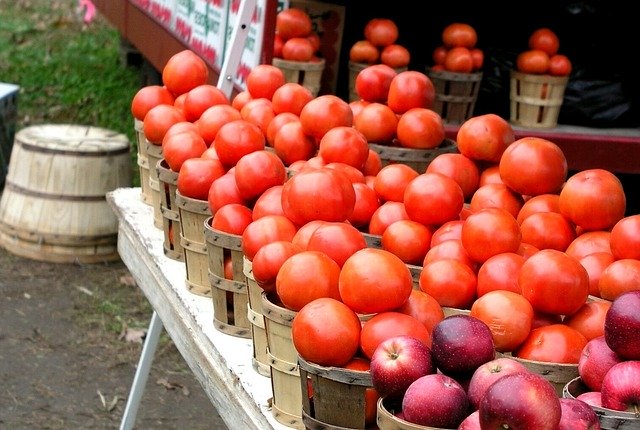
[510,71,568,128]
[427,68,482,124]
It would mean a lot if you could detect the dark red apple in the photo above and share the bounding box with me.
[578,335,625,392]
[558,398,602,430]
[600,360,640,413]
[431,314,496,380]
[401,373,470,428]
[577,391,602,408]
[479,371,561,430]
[604,290,640,360]
[467,356,530,410]
[369,335,435,400]
[458,410,481,429]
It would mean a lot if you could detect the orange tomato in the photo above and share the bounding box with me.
[469,183,525,219]
[299,95,353,142]
[373,163,420,203]
[476,252,525,296]
[353,102,398,144]
[197,104,242,145]
[245,64,285,100]
[182,84,229,122]
[563,300,611,341]
[578,251,615,297]
[359,311,432,358]
[282,37,315,61]
[404,172,465,227]
[461,207,522,264]
[241,214,298,261]
[271,82,314,116]
[610,214,640,260]
[380,44,411,68]
[142,104,186,145]
[368,201,410,236]
[318,126,370,170]
[161,49,209,97]
[381,219,433,265]
[516,49,550,74]
[130,85,175,121]
[349,40,380,64]
[419,258,477,309]
[214,119,265,168]
[394,289,445,334]
[364,18,399,47]
[395,108,445,149]
[565,230,612,261]
[430,220,464,247]
[598,258,640,301]
[528,28,560,56]
[516,193,561,225]
[251,240,302,294]
[273,121,316,166]
[441,22,477,49]
[443,46,474,73]
[514,324,587,364]
[306,221,367,268]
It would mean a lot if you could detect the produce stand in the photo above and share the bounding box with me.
[107,186,290,430]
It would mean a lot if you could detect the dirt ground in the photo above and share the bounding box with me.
[0,242,229,429]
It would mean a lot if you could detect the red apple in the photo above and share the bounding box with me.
[479,371,562,430]
[600,360,640,412]
[402,373,470,428]
[604,290,640,359]
[577,391,602,408]
[558,398,602,430]
[369,335,435,400]
[431,314,496,380]
[467,356,530,410]
[578,335,624,392]
[458,410,481,429]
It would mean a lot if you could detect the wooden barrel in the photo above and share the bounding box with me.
[0,124,131,263]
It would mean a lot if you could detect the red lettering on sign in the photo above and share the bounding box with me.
[175,17,192,42]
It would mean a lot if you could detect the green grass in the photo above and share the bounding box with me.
[0,0,143,185]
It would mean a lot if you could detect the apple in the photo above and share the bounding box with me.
[604,290,640,359]
[479,371,561,430]
[430,314,496,380]
[578,335,624,392]
[401,373,470,428]
[576,391,602,408]
[558,398,602,430]
[458,410,481,429]
[467,356,530,410]
[369,335,435,400]
[600,360,640,412]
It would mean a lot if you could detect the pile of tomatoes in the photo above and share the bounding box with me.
[516,27,572,77]
[430,23,484,74]
[349,17,411,70]
[272,7,322,62]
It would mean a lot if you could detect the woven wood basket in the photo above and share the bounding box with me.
[368,139,458,173]
[243,257,271,377]
[273,57,325,97]
[134,118,153,205]
[427,68,482,124]
[156,158,183,261]
[510,71,569,128]
[145,139,164,229]
[176,190,211,297]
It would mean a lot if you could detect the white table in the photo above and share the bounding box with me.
[107,187,290,430]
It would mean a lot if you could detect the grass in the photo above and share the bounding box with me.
[0,0,142,185]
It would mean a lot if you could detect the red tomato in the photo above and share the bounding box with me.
[387,71,436,114]
[442,23,477,49]
[609,214,640,260]
[476,252,525,296]
[394,289,445,334]
[368,201,410,236]
[339,248,413,314]
[207,171,246,213]
[548,54,572,76]
[470,48,484,71]
[252,185,285,220]
[143,104,186,144]
[364,18,398,47]
[282,37,315,61]
[162,130,208,172]
[273,121,317,166]
[299,95,353,142]
[478,164,504,187]
[241,214,298,261]
[197,104,242,145]
[382,219,433,265]
[461,207,522,264]
[565,230,612,261]
[182,84,229,122]
[306,32,320,53]
[563,300,611,341]
[231,90,252,111]
[234,150,287,202]
[404,172,465,227]
[265,112,299,147]
[516,49,550,74]
[251,240,302,294]
[426,153,480,200]
[432,46,448,65]
[292,297,362,367]
[395,108,445,149]
[355,64,397,103]
[519,249,590,315]
[516,193,561,224]
[214,119,265,168]
[419,258,477,309]
[306,221,367,268]
[430,220,464,247]
[598,258,640,301]
[559,169,626,231]
[363,149,383,177]
[240,97,275,136]
[276,7,312,40]
[423,239,475,270]
[210,203,253,236]
[373,163,420,203]
[271,82,313,116]
[528,28,560,56]
[349,99,369,118]
[349,40,380,64]
[359,311,432,359]
[348,182,381,229]
[353,102,398,144]
[520,211,577,252]
[131,85,175,121]
[443,46,474,73]
[291,220,325,249]
[177,157,226,200]
[456,113,515,163]
[578,251,615,297]
[342,358,379,427]
[513,324,587,364]
[273,34,284,58]
[380,44,410,68]
[469,183,525,219]
[245,64,285,100]
[318,126,369,170]
[161,49,209,97]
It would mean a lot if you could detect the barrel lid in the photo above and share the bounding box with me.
[16,124,129,154]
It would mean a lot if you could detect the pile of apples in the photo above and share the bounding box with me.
[430,22,484,73]
[516,27,572,77]
[272,7,322,62]
[349,17,411,70]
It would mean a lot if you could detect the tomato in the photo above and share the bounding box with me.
[359,311,431,359]
[281,167,356,225]
[513,324,587,364]
[240,97,275,136]
[161,49,209,97]
[131,85,175,121]
[578,251,615,297]
[394,289,445,334]
[241,214,298,261]
[210,203,253,236]
[291,220,325,249]
[559,169,626,231]
[214,119,265,168]
[469,183,525,219]
[251,240,302,294]
[271,82,313,116]
[177,157,226,200]
[426,153,480,200]
[373,163,420,203]
[598,258,640,301]
[318,126,369,170]
[349,40,380,64]
[520,211,576,252]
[563,300,611,341]
[476,252,525,296]
[306,32,320,53]
[273,121,317,166]
[432,46,448,65]
[565,230,612,261]
[610,214,640,260]
[231,90,252,111]
[443,47,474,73]
[423,238,476,272]
[470,289,534,352]
[355,64,397,103]
[353,102,398,144]
[343,357,379,427]
[142,104,186,144]
[245,64,285,100]
[207,171,246,213]
[182,84,229,122]
[531,311,563,330]
[528,28,560,56]
[548,54,572,76]
[273,33,284,58]
[364,18,398,47]
[419,258,477,309]
[197,104,242,145]
[306,221,367,267]
[276,7,312,40]
[173,92,187,113]
[266,112,299,146]
[162,130,208,172]
[430,220,464,247]
[252,185,284,220]
[516,49,550,74]
[234,150,287,202]
[292,297,362,367]
[368,201,410,236]
[282,37,315,61]
[404,172,464,227]
[518,249,590,315]
[395,108,445,149]
[348,182,380,229]
[516,193,561,224]
[478,164,504,187]
[456,113,515,163]
[299,95,353,142]
[461,207,522,264]
[339,248,413,314]
[442,23,477,49]
[387,71,436,114]
[470,48,484,71]
[380,44,410,68]
[349,99,369,118]
[382,219,432,265]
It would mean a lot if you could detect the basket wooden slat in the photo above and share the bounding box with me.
[145,139,164,229]
[510,71,569,128]
[134,118,153,205]
[243,257,271,377]
[176,190,211,297]
[157,158,183,261]
[273,58,325,97]
[368,139,458,173]
[427,68,482,124]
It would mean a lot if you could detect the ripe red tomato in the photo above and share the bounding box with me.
[404,172,465,227]
[162,49,209,97]
[214,119,265,168]
[210,203,253,236]
[252,185,285,220]
[443,47,474,73]
[426,153,480,200]
[520,211,577,252]
[382,219,433,265]
[143,104,186,144]
[419,258,477,309]
[563,300,611,341]
[368,201,410,236]
[461,207,522,264]
[241,214,298,261]
[516,49,550,74]
[363,149,383,177]
[292,297,362,367]
[197,104,242,145]
[478,164,504,187]
[182,84,229,122]
[513,324,587,364]
[349,40,380,64]
[266,112,299,146]
[432,46,448,65]
[476,252,525,296]
[231,90,252,111]
[609,214,640,260]
[299,95,353,142]
[528,28,560,56]
[548,54,572,76]
[359,311,432,359]
[339,248,413,314]
[271,82,313,116]
[470,48,484,71]
[395,108,445,149]
[516,193,561,224]
[234,150,287,202]
[245,64,285,100]
[468,183,525,219]
[251,240,302,294]
[306,221,367,268]
[276,7,312,40]
[348,182,380,229]
[291,220,325,249]
[282,37,315,61]
[380,44,411,69]
[240,97,275,136]
[578,251,615,297]
[207,171,246,213]
[353,102,398,144]
[565,230,612,261]
[442,23,477,49]
[430,220,464,247]
[364,18,398,47]
[499,136,568,196]
[177,157,226,200]
[373,163,420,203]
[273,121,317,166]
[273,34,284,58]
[387,71,436,114]
[558,169,626,231]
[598,258,640,301]
[342,357,379,427]
[131,85,175,121]
[423,239,475,270]
[394,289,445,334]
[456,113,515,163]
[162,130,208,172]
[318,126,369,170]
[355,64,397,103]
[519,249,590,315]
